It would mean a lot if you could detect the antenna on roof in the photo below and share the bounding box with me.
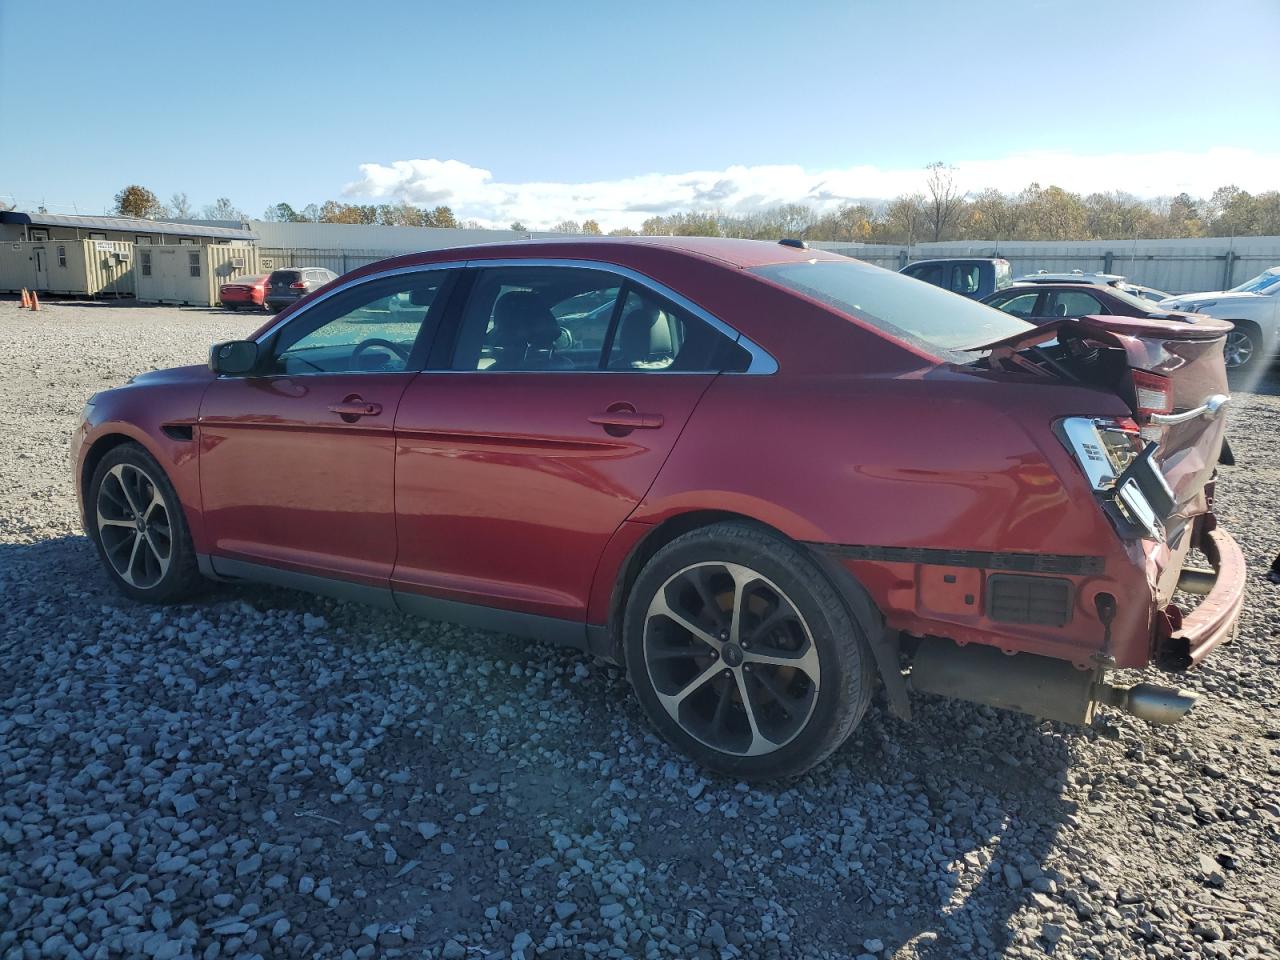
[778,238,808,250]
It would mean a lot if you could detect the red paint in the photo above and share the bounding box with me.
[218,275,268,309]
[72,237,1244,679]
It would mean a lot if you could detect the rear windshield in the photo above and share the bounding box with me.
[753,259,1033,356]
[270,270,301,283]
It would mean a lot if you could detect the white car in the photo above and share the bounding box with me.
[1159,267,1280,373]
[1017,270,1171,303]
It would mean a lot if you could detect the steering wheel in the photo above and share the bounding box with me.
[351,338,412,364]
[553,325,576,351]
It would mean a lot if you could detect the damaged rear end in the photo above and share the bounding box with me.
[910,312,1245,726]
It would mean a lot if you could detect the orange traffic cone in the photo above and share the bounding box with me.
[30,290,40,312]
[20,288,30,308]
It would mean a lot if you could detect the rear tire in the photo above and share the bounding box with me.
[87,443,204,603]
[623,522,876,780]
[1223,320,1262,375]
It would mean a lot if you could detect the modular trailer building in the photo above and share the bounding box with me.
[134,244,261,306]
[0,212,257,298]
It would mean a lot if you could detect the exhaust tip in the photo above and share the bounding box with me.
[1096,682,1197,725]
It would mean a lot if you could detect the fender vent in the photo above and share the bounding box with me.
[161,424,194,441]
[987,575,1073,627]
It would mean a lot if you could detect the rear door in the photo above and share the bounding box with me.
[391,263,752,622]
[199,267,455,585]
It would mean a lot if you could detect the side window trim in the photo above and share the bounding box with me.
[255,257,777,375]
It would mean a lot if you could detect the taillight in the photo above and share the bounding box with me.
[1129,370,1172,442]
[1059,417,1145,490]
[289,281,306,289]
[1057,415,1170,541]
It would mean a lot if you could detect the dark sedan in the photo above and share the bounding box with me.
[982,281,1201,325]
[265,267,338,312]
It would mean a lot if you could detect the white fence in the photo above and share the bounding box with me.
[246,221,1280,297]
[808,236,1280,295]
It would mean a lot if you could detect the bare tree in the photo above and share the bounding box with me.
[886,194,926,248]
[168,192,193,219]
[201,197,245,221]
[924,162,965,242]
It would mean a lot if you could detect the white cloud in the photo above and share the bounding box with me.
[343,148,1280,230]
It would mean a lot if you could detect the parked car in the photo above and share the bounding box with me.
[265,267,338,312]
[1016,270,1171,303]
[1158,267,1280,374]
[73,238,1243,779]
[899,257,1013,300]
[982,281,1203,326]
[218,274,270,311]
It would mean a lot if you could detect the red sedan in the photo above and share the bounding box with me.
[72,238,1243,778]
[218,274,270,311]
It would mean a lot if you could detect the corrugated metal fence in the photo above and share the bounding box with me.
[808,237,1280,295]
[257,248,392,275]
[255,237,1280,296]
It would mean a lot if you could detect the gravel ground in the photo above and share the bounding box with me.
[1,297,1278,960]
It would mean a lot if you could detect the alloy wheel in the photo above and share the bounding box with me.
[96,463,172,589]
[1224,330,1254,369]
[643,562,820,757]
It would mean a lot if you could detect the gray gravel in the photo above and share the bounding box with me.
[2,296,1279,960]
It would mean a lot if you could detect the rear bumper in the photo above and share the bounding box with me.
[1154,523,1246,671]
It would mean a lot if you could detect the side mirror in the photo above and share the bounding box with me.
[209,340,260,376]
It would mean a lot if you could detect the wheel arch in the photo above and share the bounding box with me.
[595,508,908,717]
[80,431,147,517]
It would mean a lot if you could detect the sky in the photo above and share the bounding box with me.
[1,0,1278,229]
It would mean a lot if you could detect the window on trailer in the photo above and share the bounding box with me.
[189,252,200,278]
[57,246,67,268]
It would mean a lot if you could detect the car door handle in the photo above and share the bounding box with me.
[588,410,664,430]
[329,398,382,419]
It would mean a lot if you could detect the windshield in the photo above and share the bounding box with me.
[1230,268,1280,295]
[753,259,1033,356]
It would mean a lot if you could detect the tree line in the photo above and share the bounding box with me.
[628,169,1280,245]
[106,168,1280,244]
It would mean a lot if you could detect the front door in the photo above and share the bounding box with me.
[199,267,455,586]
[392,264,752,622]
[33,247,49,290]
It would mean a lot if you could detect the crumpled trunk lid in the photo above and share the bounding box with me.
[974,313,1233,516]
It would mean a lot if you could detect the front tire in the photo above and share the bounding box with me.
[88,443,204,603]
[623,522,876,780]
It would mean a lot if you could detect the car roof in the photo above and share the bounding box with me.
[1015,271,1125,285]
[394,236,849,271]
[905,257,1008,266]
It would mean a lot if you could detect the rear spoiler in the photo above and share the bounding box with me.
[965,314,1235,353]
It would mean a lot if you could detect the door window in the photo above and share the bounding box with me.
[450,266,752,373]
[1045,290,1106,318]
[948,264,982,295]
[270,270,454,375]
[988,291,1041,317]
[605,286,751,372]
[452,266,623,371]
[904,263,944,286]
